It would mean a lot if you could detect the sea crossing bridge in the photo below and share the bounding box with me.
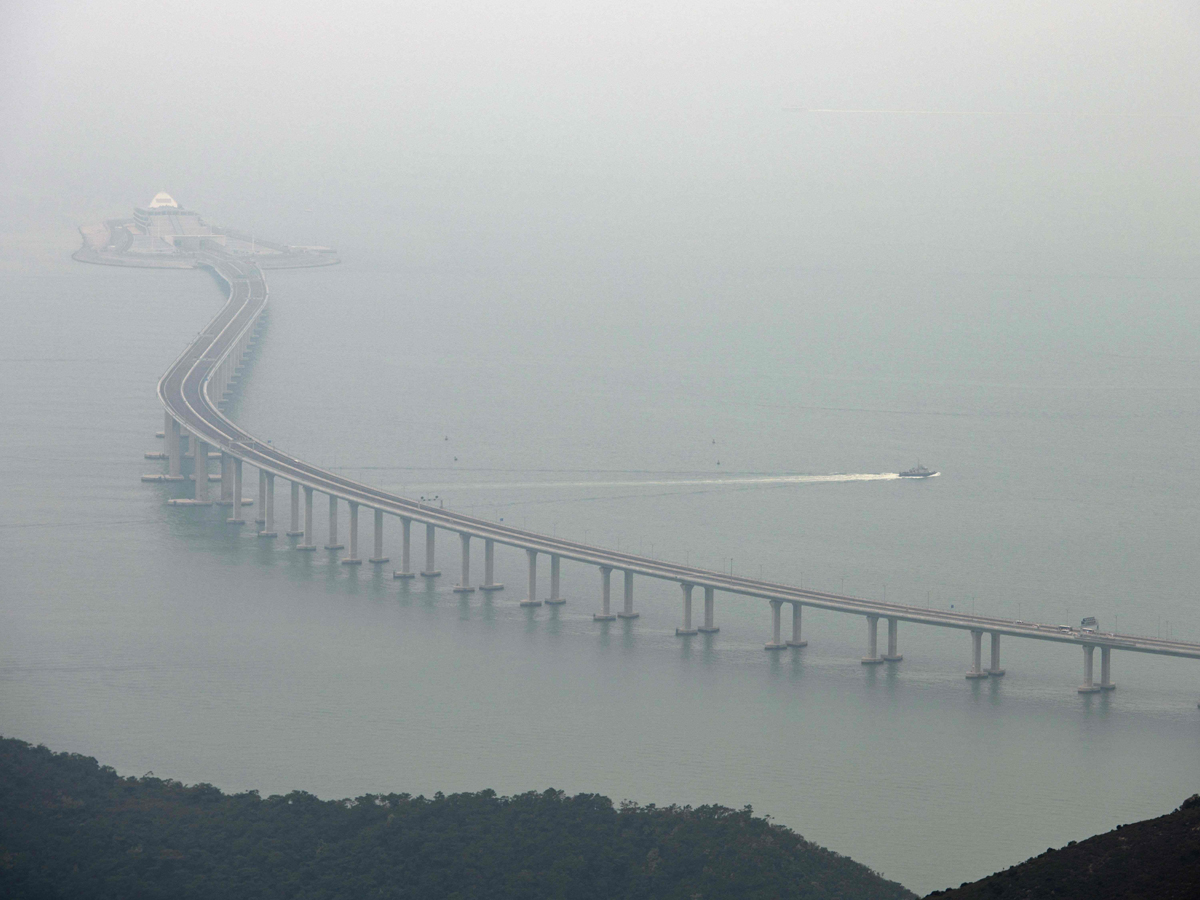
[145,250,1200,702]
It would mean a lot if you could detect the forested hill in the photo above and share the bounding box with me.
[926,794,1200,900]
[0,737,914,900]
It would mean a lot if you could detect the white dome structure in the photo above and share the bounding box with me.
[148,192,179,209]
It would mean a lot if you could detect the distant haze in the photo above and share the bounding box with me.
[2,1,1198,280]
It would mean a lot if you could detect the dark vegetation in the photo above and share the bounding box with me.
[0,737,913,899]
[927,794,1200,900]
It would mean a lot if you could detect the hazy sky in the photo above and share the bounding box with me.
[3,1,1198,273]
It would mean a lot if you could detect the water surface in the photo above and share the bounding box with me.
[3,246,1199,894]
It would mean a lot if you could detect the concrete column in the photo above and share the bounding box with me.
[259,473,276,537]
[987,632,1005,676]
[227,458,245,523]
[883,617,902,661]
[193,439,210,502]
[1078,644,1101,693]
[699,586,719,633]
[298,486,316,550]
[862,614,884,663]
[676,583,697,635]
[256,469,267,524]
[341,501,361,564]
[165,414,182,479]
[788,602,807,647]
[766,599,786,650]
[1100,645,1115,691]
[287,482,302,535]
[480,539,503,591]
[421,523,440,576]
[594,566,615,620]
[325,495,343,550]
[521,549,541,607]
[618,570,639,619]
[966,629,988,678]
[453,533,474,592]
[393,518,415,578]
[546,555,565,604]
[369,509,388,563]
[219,453,233,505]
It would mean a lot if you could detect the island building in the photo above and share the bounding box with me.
[75,193,337,269]
[130,192,219,253]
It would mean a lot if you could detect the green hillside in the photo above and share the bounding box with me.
[0,737,914,900]
[927,795,1200,900]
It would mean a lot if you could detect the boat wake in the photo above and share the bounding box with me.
[404,472,904,492]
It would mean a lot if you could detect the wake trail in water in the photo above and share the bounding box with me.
[401,473,904,492]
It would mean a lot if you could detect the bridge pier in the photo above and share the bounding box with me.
[421,523,440,576]
[341,501,361,564]
[1100,645,1115,690]
[521,549,541,607]
[227,458,246,523]
[676,583,697,635]
[966,629,988,678]
[259,473,276,536]
[882,616,902,661]
[369,509,388,563]
[788,602,807,647]
[256,469,267,524]
[987,632,1004,676]
[480,538,503,591]
[594,566,615,620]
[1078,644,1101,693]
[862,614,884,663]
[165,414,183,479]
[546,554,565,604]
[298,486,316,550]
[618,570,638,619]
[698,586,718,633]
[193,439,211,502]
[324,495,344,550]
[453,533,474,592]
[766,599,786,649]
[287,482,303,535]
[393,517,414,578]
[218,453,233,505]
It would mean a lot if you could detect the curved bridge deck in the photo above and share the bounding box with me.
[148,250,1200,701]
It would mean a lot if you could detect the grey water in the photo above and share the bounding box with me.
[3,241,1200,894]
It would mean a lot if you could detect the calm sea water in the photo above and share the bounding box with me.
[3,240,1199,894]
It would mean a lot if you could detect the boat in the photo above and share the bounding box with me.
[899,463,937,478]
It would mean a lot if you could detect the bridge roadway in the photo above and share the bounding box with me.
[155,250,1200,698]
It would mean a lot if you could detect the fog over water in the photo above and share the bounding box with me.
[3,2,1200,893]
